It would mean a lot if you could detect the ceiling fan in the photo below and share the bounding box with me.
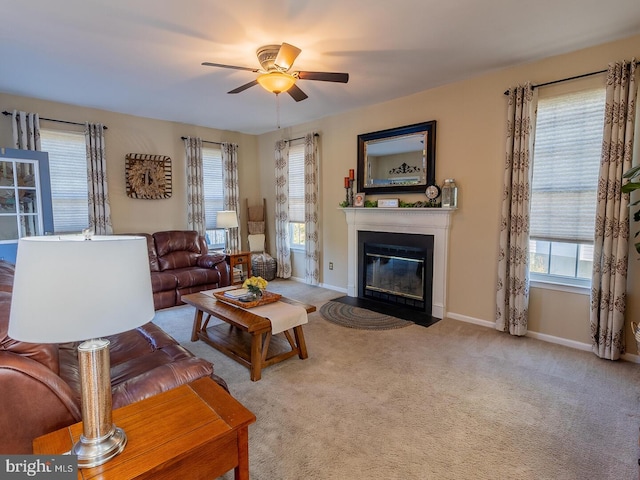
[202,42,349,102]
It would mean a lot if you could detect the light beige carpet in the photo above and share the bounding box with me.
[153,280,640,480]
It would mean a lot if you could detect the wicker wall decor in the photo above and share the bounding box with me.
[125,153,172,199]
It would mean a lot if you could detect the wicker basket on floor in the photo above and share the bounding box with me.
[251,253,277,281]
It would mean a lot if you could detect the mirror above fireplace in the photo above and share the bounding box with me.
[357,120,437,194]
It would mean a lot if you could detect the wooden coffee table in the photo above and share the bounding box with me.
[182,289,316,381]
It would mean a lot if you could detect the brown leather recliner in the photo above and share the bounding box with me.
[0,261,227,454]
[138,231,232,310]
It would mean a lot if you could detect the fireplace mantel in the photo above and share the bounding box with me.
[342,207,454,319]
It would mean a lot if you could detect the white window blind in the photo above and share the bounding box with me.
[40,129,89,233]
[202,146,224,229]
[288,143,305,223]
[530,88,605,243]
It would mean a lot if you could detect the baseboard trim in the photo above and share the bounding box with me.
[448,311,592,351]
[622,352,640,363]
[447,312,494,329]
[525,330,591,352]
[286,277,347,294]
[318,283,347,293]
[447,311,640,363]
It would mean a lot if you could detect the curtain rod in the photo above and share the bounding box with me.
[180,136,222,145]
[286,133,319,142]
[2,110,108,129]
[502,59,638,95]
[180,133,319,144]
[503,68,607,95]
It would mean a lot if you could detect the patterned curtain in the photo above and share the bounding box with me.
[304,133,320,285]
[590,59,638,360]
[184,137,205,235]
[85,123,112,235]
[222,142,240,252]
[11,110,41,150]
[496,83,534,336]
[274,139,291,278]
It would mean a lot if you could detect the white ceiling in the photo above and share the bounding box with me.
[1,0,639,135]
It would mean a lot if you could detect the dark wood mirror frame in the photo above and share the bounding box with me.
[357,120,436,195]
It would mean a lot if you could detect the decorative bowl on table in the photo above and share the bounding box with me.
[213,288,281,309]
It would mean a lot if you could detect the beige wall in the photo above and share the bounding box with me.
[1,33,638,352]
[257,33,640,352]
[0,94,260,243]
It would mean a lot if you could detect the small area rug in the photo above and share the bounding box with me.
[319,300,413,330]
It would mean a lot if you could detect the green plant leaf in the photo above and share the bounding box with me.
[623,165,640,179]
[621,182,640,193]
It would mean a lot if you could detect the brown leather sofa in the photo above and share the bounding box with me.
[0,261,227,454]
[140,230,231,309]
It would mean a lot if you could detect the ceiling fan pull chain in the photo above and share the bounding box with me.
[276,93,281,129]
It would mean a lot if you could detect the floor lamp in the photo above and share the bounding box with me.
[9,235,155,468]
[217,210,238,254]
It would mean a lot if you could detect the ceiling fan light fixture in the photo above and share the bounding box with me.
[202,42,348,101]
[274,42,302,71]
[257,72,296,94]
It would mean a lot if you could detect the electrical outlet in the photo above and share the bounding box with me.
[329,262,333,270]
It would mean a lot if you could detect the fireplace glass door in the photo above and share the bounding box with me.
[362,240,431,311]
[365,253,424,301]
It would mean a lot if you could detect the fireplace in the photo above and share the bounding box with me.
[343,207,454,319]
[358,231,434,314]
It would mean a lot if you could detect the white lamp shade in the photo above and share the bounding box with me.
[217,210,238,229]
[9,235,155,343]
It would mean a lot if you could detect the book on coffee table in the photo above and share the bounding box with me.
[224,288,249,299]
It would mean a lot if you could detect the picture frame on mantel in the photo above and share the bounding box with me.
[377,198,399,208]
[354,192,365,207]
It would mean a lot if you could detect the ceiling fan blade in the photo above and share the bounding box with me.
[287,84,308,102]
[228,80,259,94]
[297,71,349,83]
[274,42,301,71]
[202,62,259,73]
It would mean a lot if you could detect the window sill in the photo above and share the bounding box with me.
[530,279,590,295]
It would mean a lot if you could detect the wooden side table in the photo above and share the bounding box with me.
[33,378,256,480]
[226,251,251,285]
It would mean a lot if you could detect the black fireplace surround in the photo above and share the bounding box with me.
[358,231,434,316]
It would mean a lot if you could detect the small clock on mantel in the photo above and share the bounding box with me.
[425,184,441,205]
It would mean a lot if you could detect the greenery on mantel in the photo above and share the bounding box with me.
[339,200,441,208]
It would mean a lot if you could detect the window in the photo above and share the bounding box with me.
[529,86,606,288]
[202,146,225,249]
[40,129,89,234]
[0,158,42,240]
[288,142,305,249]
